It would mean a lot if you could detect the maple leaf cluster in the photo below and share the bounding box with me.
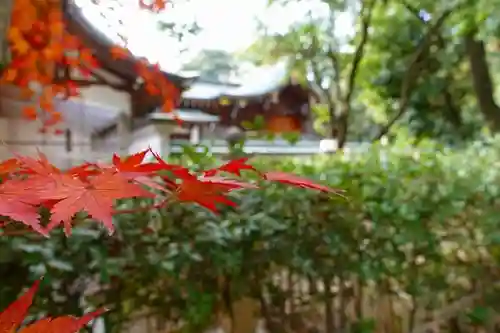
[0,148,341,237]
[0,279,104,333]
[3,0,180,134]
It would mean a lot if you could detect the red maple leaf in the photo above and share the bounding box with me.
[0,279,105,333]
[37,171,155,236]
[149,149,193,178]
[65,162,101,181]
[18,310,104,333]
[14,151,60,176]
[264,171,345,195]
[0,280,40,333]
[174,177,257,212]
[0,180,46,235]
[0,158,20,176]
[203,158,259,177]
[112,149,164,175]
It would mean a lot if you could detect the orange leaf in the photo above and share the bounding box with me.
[109,46,129,60]
[2,68,17,83]
[138,0,168,12]
[0,158,20,175]
[22,106,38,120]
[0,280,41,333]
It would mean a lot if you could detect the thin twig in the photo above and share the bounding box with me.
[373,4,464,140]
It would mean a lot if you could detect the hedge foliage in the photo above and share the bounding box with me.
[2,138,500,332]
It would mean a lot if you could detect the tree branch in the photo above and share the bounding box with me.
[372,6,460,141]
[325,10,343,103]
[344,0,376,106]
[399,0,424,22]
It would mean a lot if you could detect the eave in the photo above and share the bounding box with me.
[62,0,193,90]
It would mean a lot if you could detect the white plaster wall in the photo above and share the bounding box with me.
[0,117,93,168]
[129,124,163,156]
[75,69,131,113]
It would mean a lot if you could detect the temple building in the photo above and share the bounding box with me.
[132,61,319,143]
[63,0,322,156]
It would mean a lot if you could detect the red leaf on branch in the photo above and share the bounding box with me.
[149,149,192,178]
[0,279,40,333]
[109,45,130,60]
[0,180,46,235]
[203,158,259,177]
[264,171,345,195]
[22,106,37,120]
[0,158,20,176]
[112,149,164,174]
[0,279,106,333]
[175,177,256,212]
[18,309,105,333]
[15,151,60,176]
[40,171,155,236]
[65,162,101,180]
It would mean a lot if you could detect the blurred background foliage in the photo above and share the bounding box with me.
[235,0,500,145]
[4,137,500,332]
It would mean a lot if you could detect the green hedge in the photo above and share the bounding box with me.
[3,139,500,332]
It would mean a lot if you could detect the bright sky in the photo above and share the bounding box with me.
[75,0,354,73]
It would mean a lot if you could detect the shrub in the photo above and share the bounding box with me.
[4,139,500,332]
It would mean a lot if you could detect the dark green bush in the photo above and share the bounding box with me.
[3,139,500,332]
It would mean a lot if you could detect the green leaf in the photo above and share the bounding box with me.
[467,306,491,326]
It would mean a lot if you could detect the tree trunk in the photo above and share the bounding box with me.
[464,31,500,131]
[329,106,349,150]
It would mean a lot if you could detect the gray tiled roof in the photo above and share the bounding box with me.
[182,61,289,100]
